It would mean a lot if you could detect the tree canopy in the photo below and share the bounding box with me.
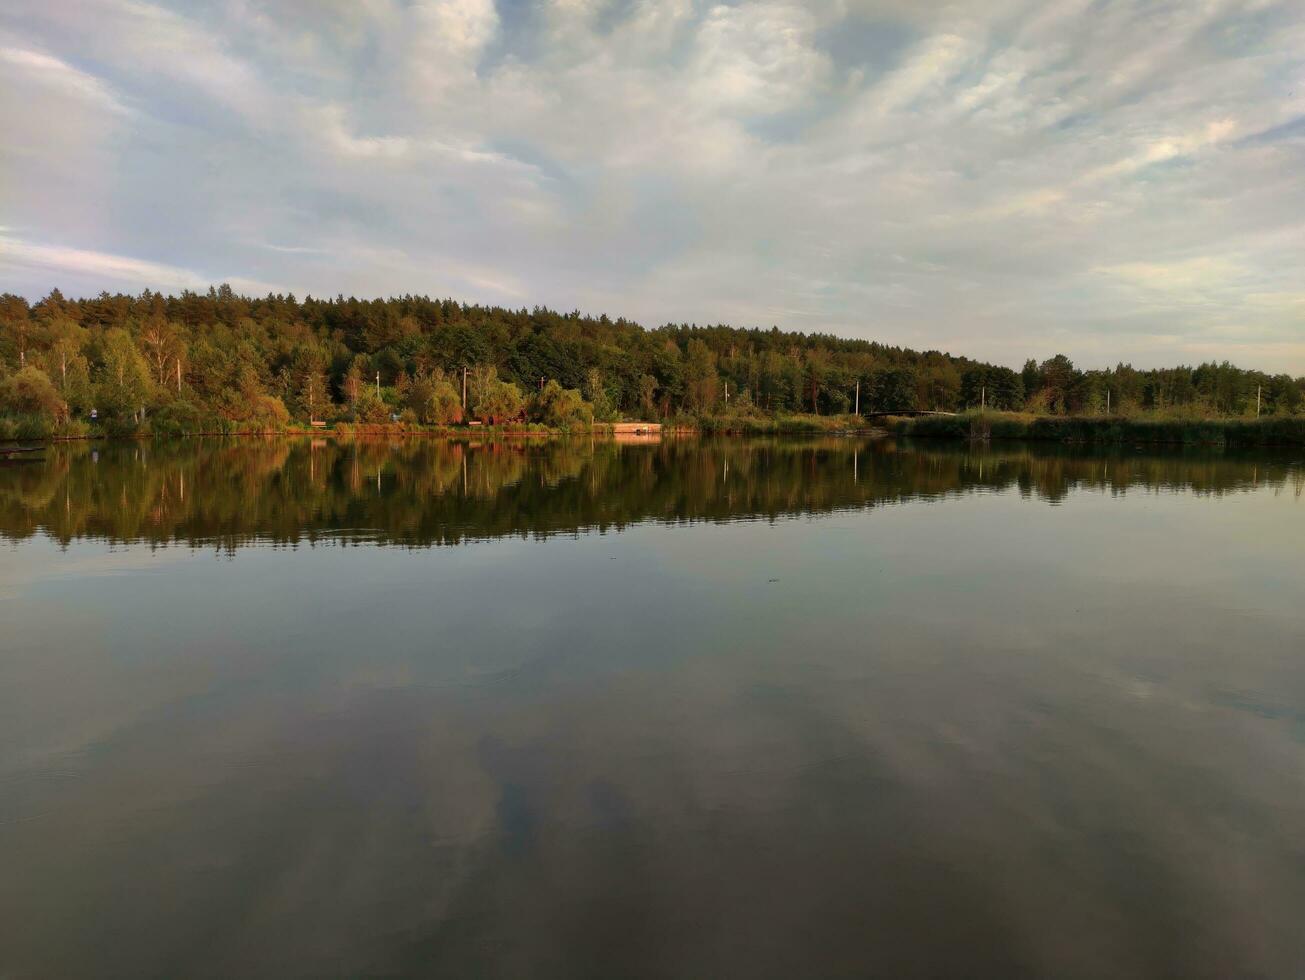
[0,286,1300,437]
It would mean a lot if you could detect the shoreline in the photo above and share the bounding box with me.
[6,413,1305,448]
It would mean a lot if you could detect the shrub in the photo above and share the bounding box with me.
[406,373,463,424]
[469,367,525,424]
[151,400,210,437]
[0,414,53,440]
[531,380,594,430]
[1,367,68,422]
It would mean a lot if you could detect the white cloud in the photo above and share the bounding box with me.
[865,31,976,116]
[0,0,1302,372]
[1,0,274,123]
[688,3,829,114]
[0,235,280,296]
[0,46,129,114]
[1084,118,1241,182]
[407,0,499,94]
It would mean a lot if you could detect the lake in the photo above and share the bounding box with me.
[2,436,1304,978]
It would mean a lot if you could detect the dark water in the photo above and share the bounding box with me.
[2,436,1304,979]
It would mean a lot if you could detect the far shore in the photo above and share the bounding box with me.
[6,411,1305,448]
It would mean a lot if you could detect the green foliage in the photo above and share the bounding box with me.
[40,338,94,414]
[637,374,659,417]
[584,367,617,422]
[0,414,56,441]
[343,354,369,408]
[351,386,390,424]
[150,400,214,437]
[468,366,524,424]
[683,339,719,412]
[531,380,594,430]
[0,288,1300,441]
[1,366,68,421]
[96,328,152,422]
[867,366,917,413]
[406,370,463,424]
[289,345,333,422]
[697,413,861,434]
[960,365,1024,411]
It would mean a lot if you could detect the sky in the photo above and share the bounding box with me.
[1,0,1303,372]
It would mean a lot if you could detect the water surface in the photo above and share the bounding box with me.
[2,437,1304,978]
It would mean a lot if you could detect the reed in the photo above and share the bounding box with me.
[892,411,1305,446]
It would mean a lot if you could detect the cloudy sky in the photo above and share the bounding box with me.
[1,0,1302,370]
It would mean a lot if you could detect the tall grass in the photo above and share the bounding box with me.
[892,411,1305,446]
[693,413,867,435]
[0,416,92,441]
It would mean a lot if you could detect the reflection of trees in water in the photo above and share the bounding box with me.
[1,437,1301,550]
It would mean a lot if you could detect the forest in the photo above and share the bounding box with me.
[1,286,1302,439]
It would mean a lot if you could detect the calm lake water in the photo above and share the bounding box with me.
[2,436,1304,978]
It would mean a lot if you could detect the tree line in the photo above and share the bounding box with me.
[1,286,1301,437]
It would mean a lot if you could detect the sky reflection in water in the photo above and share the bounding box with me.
[2,437,1304,978]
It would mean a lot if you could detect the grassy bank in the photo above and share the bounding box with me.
[329,420,576,437]
[691,413,869,435]
[10,410,1302,447]
[0,417,607,442]
[0,415,93,442]
[891,411,1305,447]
